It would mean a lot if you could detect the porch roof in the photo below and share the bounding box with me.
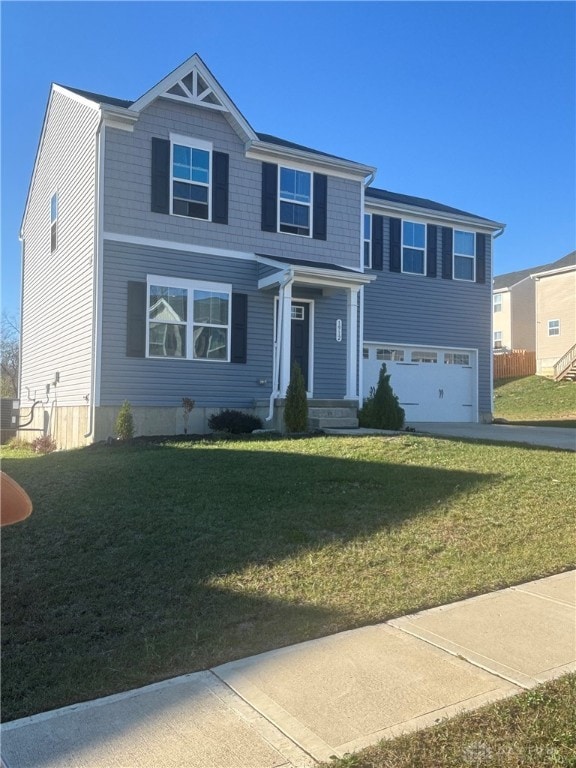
[255,253,375,291]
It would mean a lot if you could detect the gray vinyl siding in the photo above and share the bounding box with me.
[100,241,273,407]
[103,100,362,270]
[100,241,350,405]
[20,90,99,406]
[363,217,493,415]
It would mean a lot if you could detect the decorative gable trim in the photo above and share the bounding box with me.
[130,53,257,143]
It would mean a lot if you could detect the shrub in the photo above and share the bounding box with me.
[284,361,309,433]
[115,401,135,441]
[31,435,57,454]
[5,437,34,452]
[359,363,405,430]
[208,409,263,434]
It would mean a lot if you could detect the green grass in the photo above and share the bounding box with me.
[494,376,576,425]
[324,673,576,768]
[2,435,575,721]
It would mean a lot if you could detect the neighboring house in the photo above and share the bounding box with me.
[532,252,576,378]
[493,252,576,377]
[19,54,504,448]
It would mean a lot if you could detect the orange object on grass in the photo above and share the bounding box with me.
[1,471,33,526]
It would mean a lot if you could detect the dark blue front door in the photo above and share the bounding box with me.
[291,302,310,390]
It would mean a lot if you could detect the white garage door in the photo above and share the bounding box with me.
[363,344,477,422]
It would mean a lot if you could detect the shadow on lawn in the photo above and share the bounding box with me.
[2,440,497,726]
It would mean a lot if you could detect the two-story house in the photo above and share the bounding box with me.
[19,54,504,448]
[493,251,575,378]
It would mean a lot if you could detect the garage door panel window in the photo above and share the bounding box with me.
[377,347,404,361]
[411,350,437,363]
[445,352,470,365]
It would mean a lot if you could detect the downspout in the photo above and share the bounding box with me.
[489,225,505,422]
[266,273,293,422]
[84,115,105,438]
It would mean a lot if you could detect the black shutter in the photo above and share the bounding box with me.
[476,233,487,283]
[389,217,401,272]
[312,173,327,240]
[212,151,229,224]
[127,281,147,358]
[371,214,384,270]
[151,138,170,214]
[231,293,248,364]
[261,163,278,232]
[426,224,438,278]
[441,227,453,279]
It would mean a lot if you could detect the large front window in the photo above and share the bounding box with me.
[279,167,311,236]
[454,230,475,281]
[402,221,425,274]
[171,136,211,220]
[147,277,230,361]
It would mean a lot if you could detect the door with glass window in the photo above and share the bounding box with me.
[290,302,310,390]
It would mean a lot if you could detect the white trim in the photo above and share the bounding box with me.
[94,123,106,408]
[103,232,255,262]
[170,135,212,222]
[130,54,257,143]
[245,143,375,182]
[365,198,504,232]
[532,264,576,280]
[346,288,359,399]
[52,84,102,110]
[547,319,560,336]
[170,133,213,152]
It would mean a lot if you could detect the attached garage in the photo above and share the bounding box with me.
[362,344,477,422]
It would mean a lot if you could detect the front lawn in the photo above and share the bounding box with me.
[2,434,575,721]
[494,376,576,425]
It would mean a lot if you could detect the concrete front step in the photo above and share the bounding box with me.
[309,417,359,429]
[308,408,358,419]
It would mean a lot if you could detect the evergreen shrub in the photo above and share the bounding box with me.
[359,363,405,430]
[284,362,309,433]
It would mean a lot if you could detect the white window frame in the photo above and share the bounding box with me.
[548,319,560,336]
[278,166,312,237]
[493,293,502,312]
[364,213,372,268]
[453,229,476,282]
[411,350,438,363]
[376,347,404,362]
[146,275,231,362]
[402,220,426,275]
[444,352,471,365]
[170,133,212,221]
[50,192,58,252]
[494,331,503,349]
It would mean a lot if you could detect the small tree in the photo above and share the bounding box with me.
[115,400,135,441]
[284,361,308,433]
[1,312,20,398]
[359,363,405,430]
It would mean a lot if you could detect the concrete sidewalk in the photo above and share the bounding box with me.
[2,571,575,768]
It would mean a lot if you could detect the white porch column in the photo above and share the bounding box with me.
[279,279,293,396]
[346,287,360,399]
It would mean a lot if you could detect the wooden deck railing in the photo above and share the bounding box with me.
[554,343,576,380]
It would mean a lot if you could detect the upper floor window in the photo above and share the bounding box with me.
[50,193,58,252]
[171,136,211,220]
[548,319,560,336]
[364,214,372,268]
[494,331,503,349]
[493,293,502,312]
[147,276,230,361]
[454,230,475,281]
[402,221,426,274]
[279,167,311,236]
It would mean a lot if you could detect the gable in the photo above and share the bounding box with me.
[130,53,257,144]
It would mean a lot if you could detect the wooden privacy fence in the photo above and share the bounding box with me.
[493,350,536,379]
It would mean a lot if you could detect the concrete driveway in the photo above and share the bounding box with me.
[408,422,576,451]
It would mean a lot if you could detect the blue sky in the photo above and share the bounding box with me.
[1,1,574,319]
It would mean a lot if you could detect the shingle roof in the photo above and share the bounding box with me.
[58,85,133,109]
[256,253,359,273]
[494,251,576,290]
[365,187,495,222]
[255,133,360,164]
